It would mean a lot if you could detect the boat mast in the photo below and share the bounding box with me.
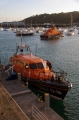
[71,14,73,27]
[31,20,32,27]
[15,33,32,55]
[21,33,22,46]
[35,44,37,56]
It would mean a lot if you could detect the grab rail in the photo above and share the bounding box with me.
[5,65,14,76]
[32,104,48,120]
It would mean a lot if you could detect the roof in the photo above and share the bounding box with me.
[17,54,44,63]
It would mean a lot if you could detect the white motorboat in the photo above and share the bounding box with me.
[16,29,34,36]
[3,28,11,31]
[65,28,75,36]
[0,27,3,31]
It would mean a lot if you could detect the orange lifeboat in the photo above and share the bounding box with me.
[12,53,56,81]
[40,26,62,40]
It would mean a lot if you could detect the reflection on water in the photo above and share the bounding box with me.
[50,97,71,120]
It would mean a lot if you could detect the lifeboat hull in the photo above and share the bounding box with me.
[21,73,72,100]
[40,34,61,40]
[28,79,70,100]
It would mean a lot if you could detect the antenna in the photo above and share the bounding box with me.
[16,43,18,54]
[14,33,32,55]
[35,44,37,56]
[21,31,22,46]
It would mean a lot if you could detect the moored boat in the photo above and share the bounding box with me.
[40,26,62,40]
[6,36,72,100]
[65,28,75,36]
[16,29,34,36]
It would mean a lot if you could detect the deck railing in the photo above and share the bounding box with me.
[5,65,14,76]
[31,104,48,120]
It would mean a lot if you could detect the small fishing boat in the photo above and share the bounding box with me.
[40,26,62,40]
[6,36,72,100]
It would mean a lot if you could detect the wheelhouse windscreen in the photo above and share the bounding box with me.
[37,62,44,69]
[29,63,37,69]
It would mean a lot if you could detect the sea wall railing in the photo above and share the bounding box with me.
[31,104,48,120]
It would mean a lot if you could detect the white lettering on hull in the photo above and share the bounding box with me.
[39,87,62,95]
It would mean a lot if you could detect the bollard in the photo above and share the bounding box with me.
[17,73,21,81]
[37,94,43,102]
[45,93,50,109]
[37,94,40,101]
[40,96,43,102]
[37,94,40,100]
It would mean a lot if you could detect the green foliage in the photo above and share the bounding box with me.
[23,11,79,25]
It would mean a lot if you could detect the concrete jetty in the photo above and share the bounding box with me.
[0,63,64,120]
[0,83,30,120]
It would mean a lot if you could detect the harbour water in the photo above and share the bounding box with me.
[0,30,79,120]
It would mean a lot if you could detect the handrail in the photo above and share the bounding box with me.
[5,65,14,76]
[32,104,48,120]
[5,65,14,73]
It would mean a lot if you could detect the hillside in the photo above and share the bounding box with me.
[23,11,79,25]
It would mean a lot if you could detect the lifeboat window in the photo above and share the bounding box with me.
[37,62,43,69]
[25,63,29,69]
[29,63,37,69]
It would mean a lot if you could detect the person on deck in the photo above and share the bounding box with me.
[47,60,52,70]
